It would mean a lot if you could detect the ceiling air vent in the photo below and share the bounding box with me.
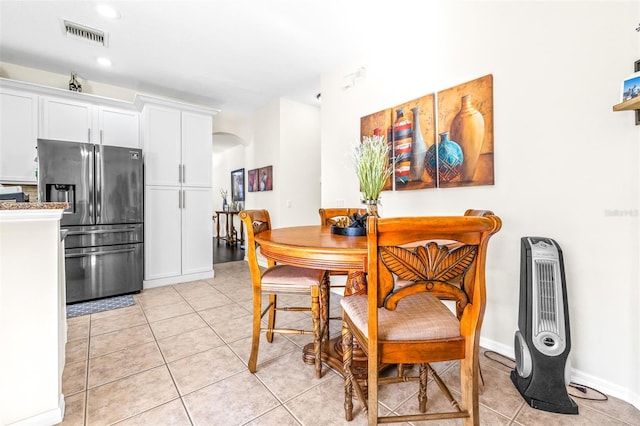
[63,20,106,46]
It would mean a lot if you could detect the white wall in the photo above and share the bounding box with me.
[279,98,321,226]
[245,100,282,224]
[320,1,640,407]
[216,98,321,229]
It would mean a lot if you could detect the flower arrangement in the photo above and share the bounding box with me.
[220,188,228,207]
[353,134,392,202]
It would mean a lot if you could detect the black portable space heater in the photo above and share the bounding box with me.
[510,237,578,414]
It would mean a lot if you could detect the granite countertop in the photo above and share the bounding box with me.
[0,202,69,210]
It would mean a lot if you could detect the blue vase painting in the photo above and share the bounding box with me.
[425,132,463,182]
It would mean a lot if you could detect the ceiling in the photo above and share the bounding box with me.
[0,0,421,115]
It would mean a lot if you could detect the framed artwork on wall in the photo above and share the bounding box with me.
[248,169,258,192]
[231,168,245,201]
[437,74,494,188]
[360,108,393,192]
[258,165,273,191]
[391,94,436,191]
[636,60,640,125]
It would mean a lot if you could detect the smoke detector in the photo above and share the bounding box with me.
[63,20,108,46]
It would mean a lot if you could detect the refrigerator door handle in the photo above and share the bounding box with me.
[65,227,138,236]
[95,145,102,222]
[178,190,182,209]
[182,164,186,184]
[65,247,137,258]
[86,143,95,225]
[182,189,186,209]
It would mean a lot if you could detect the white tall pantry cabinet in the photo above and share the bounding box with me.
[137,96,217,287]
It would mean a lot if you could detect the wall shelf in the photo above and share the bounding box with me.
[612,96,640,112]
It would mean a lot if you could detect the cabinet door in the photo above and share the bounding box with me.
[182,187,213,275]
[40,96,92,143]
[97,107,139,148]
[0,88,38,183]
[142,105,181,186]
[144,186,182,280]
[181,112,212,187]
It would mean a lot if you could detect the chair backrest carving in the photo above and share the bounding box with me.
[366,214,502,327]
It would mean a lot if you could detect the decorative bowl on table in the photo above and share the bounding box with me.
[330,224,366,236]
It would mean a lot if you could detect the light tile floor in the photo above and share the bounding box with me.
[60,261,640,425]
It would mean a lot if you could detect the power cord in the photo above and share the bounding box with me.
[482,350,609,402]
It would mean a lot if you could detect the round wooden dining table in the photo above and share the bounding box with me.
[254,224,368,373]
[254,224,368,277]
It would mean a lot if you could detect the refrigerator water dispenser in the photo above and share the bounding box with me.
[46,184,75,213]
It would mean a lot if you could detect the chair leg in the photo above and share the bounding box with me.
[460,356,480,426]
[248,289,262,373]
[266,294,276,343]
[342,321,354,421]
[311,285,322,378]
[418,363,428,412]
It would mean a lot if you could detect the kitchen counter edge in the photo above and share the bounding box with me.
[0,202,69,210]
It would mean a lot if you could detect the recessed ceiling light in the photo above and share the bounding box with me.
[96,4,120,19]
[97,57,112,67]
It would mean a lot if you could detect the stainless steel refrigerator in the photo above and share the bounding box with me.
[37,139,143,303]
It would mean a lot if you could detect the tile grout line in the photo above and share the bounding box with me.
[143,287,197,425]
[82,315,92,426]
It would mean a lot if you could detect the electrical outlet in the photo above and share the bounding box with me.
[286,200,292,208]
[336,199,344,207]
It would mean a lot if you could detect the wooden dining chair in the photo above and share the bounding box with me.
[239,209,330,378]
[341,212,502,425]
[319,207,368,229]
[318,207,369,329]
[318,207,368,282]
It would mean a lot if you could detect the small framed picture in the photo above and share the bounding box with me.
[622,71,640,102]
[231,168,245,202]
[248,169,258,192]
[258,165,273,191]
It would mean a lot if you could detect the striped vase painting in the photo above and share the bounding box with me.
[393,108,412,184]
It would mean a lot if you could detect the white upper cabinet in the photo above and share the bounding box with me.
[40,96,140,148]
[96,106,139,148]
[0,87,38,183]
[40,96,93,143]
[141,105,182,186]
[141,104,213,187]
[0,78,142,183]
[181,111,213,187]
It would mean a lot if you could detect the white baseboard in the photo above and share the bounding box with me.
[143,270,214,289]
[479,337,640,411]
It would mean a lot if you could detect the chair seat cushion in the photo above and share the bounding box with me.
[341,292,460,341]
[261,264,325,293]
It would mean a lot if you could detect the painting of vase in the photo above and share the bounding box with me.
[390,94,436,191]
[437,74,494,188]
[360,108,393,191]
